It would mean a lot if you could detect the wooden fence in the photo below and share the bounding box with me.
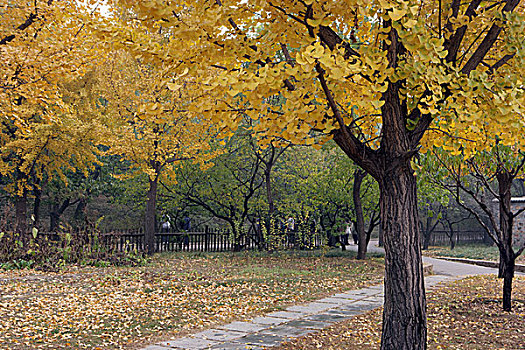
[429,230,489,246]
[38,227,322,253]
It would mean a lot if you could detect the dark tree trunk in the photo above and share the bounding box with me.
[73,198,87,226]
[353,169,367,259]
[15,192,27,235]
[49,199,71,232]
[33,186,42,228]
[379,162,426,350]
[422,217,432,250]
[500,252,515,311]
[145,176,158,255]
[49,206,59,232]
[496,167,516,311]
[446,221,456,250]
[329,21,426,349]
[264,169,274,218]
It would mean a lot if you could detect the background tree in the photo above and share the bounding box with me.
[425,145,525,311]
[1,1,106,236]
[353,168,380,259]
[96,51,218,255]
[174,131,264,250]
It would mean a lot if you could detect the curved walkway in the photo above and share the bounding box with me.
[142,241,500,350]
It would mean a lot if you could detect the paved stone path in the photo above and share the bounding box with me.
[142,241,499,350]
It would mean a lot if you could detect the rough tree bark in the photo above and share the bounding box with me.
[353,169,367,259]
[496,167,516,311]
[32,185,42,229]
[145,174,159,255]
[334,111,427,350]
[422,217,433,250]
[15,192,27,235]
[445,220,456,250]
[264,167,274,218]
[49,198,75,232]
[379,161,426,350]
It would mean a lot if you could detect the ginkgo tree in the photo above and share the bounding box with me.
[0,1,106,235]
[101,0,525,348]
[97,51,218,255]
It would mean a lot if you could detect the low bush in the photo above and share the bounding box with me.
[0,228,147,271]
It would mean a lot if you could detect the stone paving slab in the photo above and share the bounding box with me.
[339,302,381,312]
[331,291,374,299]
[261,324,315,337]
[159,337,218,349]
[266,310,305,319]
[218,322,268,333]
[236,333,288,347]
[286,301,338,313]
[360,296,383,303]
[304,312,348,322]
[325,308,362,317]
[142,346,172,350]
[284,319,332,329]
[192,328,246,342]
[209,343,264,350]
[251,316,288,325]
[316,296,353,304]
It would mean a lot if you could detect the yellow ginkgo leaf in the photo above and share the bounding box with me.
[167,83,183,91]
[389,7,407,21]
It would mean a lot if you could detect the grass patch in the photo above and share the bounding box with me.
[0,249,383,349]
[275,275,525,350]
[424,244,525,264]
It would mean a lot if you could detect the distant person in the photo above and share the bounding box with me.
[342,222,351,246]
[254,218,263,245]
[182,215,191,231]
[349,222,359,245]
[287,216,295,232]
[287,216,295,245]
[161,215,171,233]
[181,215,191,247]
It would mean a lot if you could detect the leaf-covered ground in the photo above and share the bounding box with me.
[424,245,525,264]
[0,250,384,349]
[276,275,525,350]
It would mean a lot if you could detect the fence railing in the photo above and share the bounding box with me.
[37,227,322,253]
[429,230,489,246]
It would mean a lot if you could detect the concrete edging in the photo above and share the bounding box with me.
[435,257,525,273]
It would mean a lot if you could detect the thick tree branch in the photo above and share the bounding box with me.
[489,53,515,74]
[0,12,39,46]
[444,0,483,63]
[461,0,521,75]
[315,63,379,177]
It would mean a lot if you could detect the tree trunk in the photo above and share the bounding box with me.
[496,167,516,311]
[379,163,427,350]
[145,176,158,255]
[446,222,456,250]
[15,192,27,235]
[422,217,432,250]
[500,253,515,311]
[73,198,88,227]
[49,199,70,232]
[264,169,274,218]
[49,204,59,232]
[33,186,42,228]
[353,169,367,259]
[331,34,426,348]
